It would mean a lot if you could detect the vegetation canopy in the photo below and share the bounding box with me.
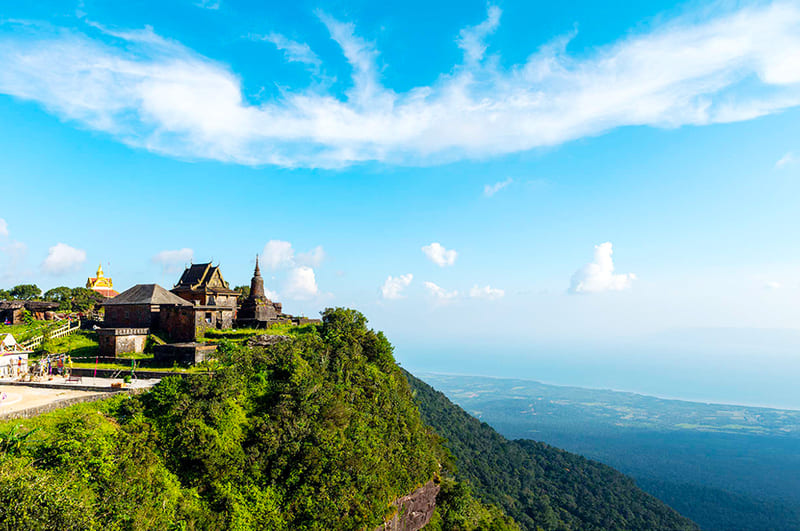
[0,308,511,531]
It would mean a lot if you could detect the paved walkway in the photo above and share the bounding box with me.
[0,384,99,415]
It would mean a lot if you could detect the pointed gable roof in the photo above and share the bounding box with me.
[174,262,237,294]
[104,284,191,306]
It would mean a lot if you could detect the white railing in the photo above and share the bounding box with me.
[20,320,81,350]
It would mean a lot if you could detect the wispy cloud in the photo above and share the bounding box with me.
[469,284,504,299]
[776,152,795,168]
[424,281,459,301]
[3,3,800,167]
[0,218,8,238]
[484,178,512,197]
[152,247,194,273]
[195,0,220,10]
[251,32,320,67]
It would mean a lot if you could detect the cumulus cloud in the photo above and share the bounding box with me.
[776,152,795,168]
[253,33,320,67]
[424,281,459,301]
[297,245,326,267]
[381,273,413,300]
[151,248,194,273]
[0,218,7,238]
[2,3,800,167]
[41,242,86,275]
[569,242,636,294]
[284,266,319,299]
[262,240,296,270]
[469,284,505,299]
[484,178,512,197]
[262,240,325,270]
[422,242,457,267]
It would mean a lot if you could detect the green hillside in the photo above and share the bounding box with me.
[406,371,700,531]
[0,309,510,530]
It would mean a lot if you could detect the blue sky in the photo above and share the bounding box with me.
[3,0,800,404]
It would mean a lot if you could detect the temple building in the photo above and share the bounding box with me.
[86,264,119,298]
[171,262,238,330]
[237,256,283,328]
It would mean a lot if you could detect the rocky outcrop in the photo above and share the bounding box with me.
[246,334,293,347]
[378,480,440,531]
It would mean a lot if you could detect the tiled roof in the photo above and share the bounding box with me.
[104,284,191,306]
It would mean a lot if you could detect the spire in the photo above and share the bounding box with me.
[250,254,266,299]
[97,263,104,278]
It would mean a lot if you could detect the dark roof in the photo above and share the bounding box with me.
[175,263,215,288]
[103,284,191,306]
[0,301,58,311]
[174,262,236,294]
[24,301,59,311]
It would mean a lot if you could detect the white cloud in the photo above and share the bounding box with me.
[458,4,501,64]
[2,4,800,167]
[424,281,459,301]
[195,0,220,10]
[764,280,782,290]
[262,240,325,271]
[296,245,326,267]
[262,240,295,270]
[422,242,458,267]
[151,248,194,273]
[284,266,319,299]
[0,218,7,238]
[569,242,636,294]
[254,33,320,67]
[381,273,413,300]
[469,284,505,299]
[41,242,86,275]
[484,178,512,197]
[776,152,795,168]
[0,240,28,282]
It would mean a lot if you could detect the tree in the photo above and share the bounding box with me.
[70,288,105,313]
[234,285,250,304]
[10,284,41,301]
[44,287,73,311]
[0,289,10,300]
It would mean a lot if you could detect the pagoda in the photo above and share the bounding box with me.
[86,264,119,298]
[237,256,283,327]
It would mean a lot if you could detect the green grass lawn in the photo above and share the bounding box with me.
[202,322,318,342]
[68,361,205,373]
[0,320,67,342]
[42,330,99,359]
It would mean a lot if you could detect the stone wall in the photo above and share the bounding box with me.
[0,387,146,421]
[104,304,154,328]
[97,328,148,357]
[161,305,197,342]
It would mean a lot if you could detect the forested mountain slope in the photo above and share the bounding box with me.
[406,371,700,531]
[0,309,512,531]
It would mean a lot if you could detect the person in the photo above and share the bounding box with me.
[57,357,63,376]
